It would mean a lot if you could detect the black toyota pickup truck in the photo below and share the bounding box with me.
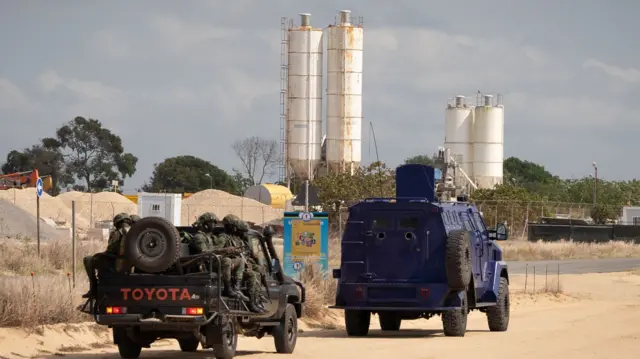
[80,217,305,359]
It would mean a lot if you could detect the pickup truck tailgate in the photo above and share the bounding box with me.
[96,273,217,317]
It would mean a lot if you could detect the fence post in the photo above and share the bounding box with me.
[72,200,77,288]
[533,266,536,293]
[524,264,528,292]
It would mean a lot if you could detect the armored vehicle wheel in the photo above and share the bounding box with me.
[345,310,371,336]
[113,328,142,359]
[445,230,472,290]
[273,304,298,353]
[442,291,468,337]
[486,277,510,331]
[378,312,401,331]
[124,217,181,273]
[211,318,238,359]
[178,336,200,352]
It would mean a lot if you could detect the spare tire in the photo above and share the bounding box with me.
[124,217,181,273]
[445,229,472,290]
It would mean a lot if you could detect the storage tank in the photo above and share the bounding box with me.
[473,94,504,189]
[243,184,294,209]
[325,10,364,174]
[444,96,474,176]
[286,13,323,181]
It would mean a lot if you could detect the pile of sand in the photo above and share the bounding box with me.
[181,189,284,226]
[57,191,136,223]
[0,199,63,240]
[0,188,89,228]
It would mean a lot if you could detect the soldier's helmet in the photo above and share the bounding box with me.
[235,220,249,233]
[130,214,141,223]
[198,212,218,226]
[222,214,240,229]
[113,213,131,227]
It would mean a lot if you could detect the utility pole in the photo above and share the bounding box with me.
[592,162,598,205]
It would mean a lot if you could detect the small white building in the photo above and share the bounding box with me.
[619,206,640,225]
[137,193,182,226]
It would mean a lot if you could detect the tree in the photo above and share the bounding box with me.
[503,157,554,185]
[231,136,278,186]
[48,116,138,191]
[2,142,72,195]
[405,154,435,166]
[142,155,239,194]
[313,162,395,224]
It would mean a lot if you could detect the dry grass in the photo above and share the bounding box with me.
[297,260,340,329]
[0,238,103,276]
[0,236,637,328]
[0,275,90,327]
[500,240,640,261]
[628,268,640,275]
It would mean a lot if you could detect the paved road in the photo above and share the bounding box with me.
[509,258,640,274]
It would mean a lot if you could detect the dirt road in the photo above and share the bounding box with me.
[1,271,638,359]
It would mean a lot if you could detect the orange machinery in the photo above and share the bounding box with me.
[0,169,53,191]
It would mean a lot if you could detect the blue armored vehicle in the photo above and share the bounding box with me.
[330,163,510,337]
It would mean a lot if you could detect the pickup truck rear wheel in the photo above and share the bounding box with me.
[273,303,297,353]
[113,328,142,359]
[124,217,181,273]
[378,312,401,331]
[178,336,200,352]
[211,318,238,359]
[345,310,370,336]
[445,230,472,290]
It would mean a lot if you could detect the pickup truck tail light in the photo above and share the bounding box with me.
[105,306,127,314]
[183,307,204,315]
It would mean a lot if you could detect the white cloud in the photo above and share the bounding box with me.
[36,70,121,101]
[365,27,563,94]
[89,30,133,60]
[0,78,34,111]
[149,15,241,53]
[582,58,640,83]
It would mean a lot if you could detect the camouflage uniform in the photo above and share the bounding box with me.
[106,213,133,273]
[82,213,132,298]
[223,215,267,313]
[189,213,217,254]
[190,213,249,302]
[236,220,268,313]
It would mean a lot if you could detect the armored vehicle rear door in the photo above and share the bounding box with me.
[364,211,427,282]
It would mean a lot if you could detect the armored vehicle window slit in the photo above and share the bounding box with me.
[459,212,474,231]
[372,217,391,229]
[399,217,419,229]
[472,213,486,232]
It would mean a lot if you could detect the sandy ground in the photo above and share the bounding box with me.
[1,271,639,359]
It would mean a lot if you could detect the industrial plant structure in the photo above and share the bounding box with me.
[277,10,503,193]
[279,10,364,186]
[444,93,505,190]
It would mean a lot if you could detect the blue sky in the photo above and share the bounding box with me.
[1,0,638,190]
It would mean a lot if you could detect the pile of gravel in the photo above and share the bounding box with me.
[0,199,62,240]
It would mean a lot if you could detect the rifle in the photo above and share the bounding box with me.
[211,247,242,256]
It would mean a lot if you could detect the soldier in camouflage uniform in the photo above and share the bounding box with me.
[189,213,250,302]
[234,219,269,313]
[222,214,267,313]
[189,212,217,254]
[82,213,132,298]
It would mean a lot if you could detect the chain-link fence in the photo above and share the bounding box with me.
[331,200,616,240]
